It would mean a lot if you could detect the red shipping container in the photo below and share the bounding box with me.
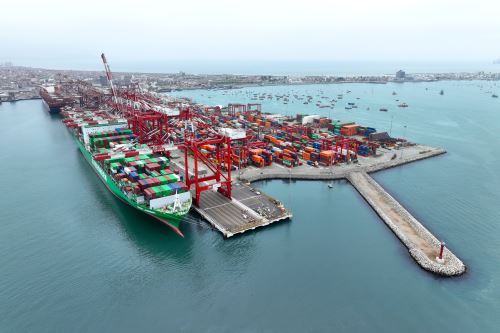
[93,154,110,161]
[124,151,139,157]
[145,163,161,171]
[144,188,155,198]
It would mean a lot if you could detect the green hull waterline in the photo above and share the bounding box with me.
[74,136,189,236]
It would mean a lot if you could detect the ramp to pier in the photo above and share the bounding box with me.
[347,171,465,276]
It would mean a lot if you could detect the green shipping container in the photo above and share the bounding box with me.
[110,162,122,170]
[166,174,177,183]
[105,157,125,165]
[124,157,137,163]
[150,185,174,197]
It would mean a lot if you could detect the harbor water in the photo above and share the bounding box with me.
[1,80,500,332]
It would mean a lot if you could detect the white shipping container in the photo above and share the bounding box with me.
[110,153,125,159]
[137,147,153,155]
[218,127,246,140]
[333,147,354,156]
[302,115,320,125]
[82,122,128,144]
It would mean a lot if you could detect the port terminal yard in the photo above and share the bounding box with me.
[238,144,445,182]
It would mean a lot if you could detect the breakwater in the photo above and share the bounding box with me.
[238,144,465,276]
[348,171,465,276]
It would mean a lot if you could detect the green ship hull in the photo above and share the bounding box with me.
[75,137,189,237]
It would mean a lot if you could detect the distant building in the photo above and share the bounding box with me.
[99,75,108,87]
[396,70,406,80]
[123,75,132,85]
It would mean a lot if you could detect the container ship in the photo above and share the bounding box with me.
[62,109,192,236]
[39,85,76,113]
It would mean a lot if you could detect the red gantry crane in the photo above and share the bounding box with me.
[99,53,238,207]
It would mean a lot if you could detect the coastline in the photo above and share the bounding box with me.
[169,77,499,92]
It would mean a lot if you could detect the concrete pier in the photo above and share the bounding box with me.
[191,183,292,238]
[347,171,465,276]
[170,157,292,238]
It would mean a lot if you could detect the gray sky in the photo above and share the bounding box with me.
[3,0,500,71]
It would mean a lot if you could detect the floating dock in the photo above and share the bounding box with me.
[191,183,292,238]
[347,171,465,276]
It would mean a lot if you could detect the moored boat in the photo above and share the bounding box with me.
[39,85,76,113]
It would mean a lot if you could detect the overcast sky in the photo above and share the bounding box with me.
[2,0,500,71]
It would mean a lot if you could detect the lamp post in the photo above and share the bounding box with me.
[436,241,446,264]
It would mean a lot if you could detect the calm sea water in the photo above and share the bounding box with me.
[1,80,500,332]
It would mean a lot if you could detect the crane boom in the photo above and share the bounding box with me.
[100,53,120,114]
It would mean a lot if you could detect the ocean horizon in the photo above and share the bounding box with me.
[4,59,500,76]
